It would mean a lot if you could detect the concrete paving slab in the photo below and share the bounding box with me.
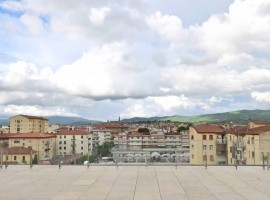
[0,165,270,200]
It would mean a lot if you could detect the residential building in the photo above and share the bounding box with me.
[8,132,56,160]
[89,129,112,145]
[10,115,49,133]
[189,124,226,165]
[1,146,37,164]
[0,125,10,133]
[55,128,90,156]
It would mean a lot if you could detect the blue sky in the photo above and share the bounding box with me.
[1,0,270,121]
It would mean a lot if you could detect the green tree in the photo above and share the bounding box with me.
[138,128,150,134]
[98,141,115,157]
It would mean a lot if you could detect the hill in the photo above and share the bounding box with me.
[0,116,102,126]
[162,109,270,124]
[46,116,102,125]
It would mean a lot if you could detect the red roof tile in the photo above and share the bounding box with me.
[56,129,89,135]
[194,125,225,133]
[16,114,48,120]
[250,120,268,125]
[8,132,56,139]
[6,147,37,154]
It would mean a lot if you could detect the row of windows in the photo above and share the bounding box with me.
[191,154,215,162]
[59,147,84,150]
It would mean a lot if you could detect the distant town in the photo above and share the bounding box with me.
[0,114,270,166]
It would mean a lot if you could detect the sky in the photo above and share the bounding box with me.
[1,0,270,121]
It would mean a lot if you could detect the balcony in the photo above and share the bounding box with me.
[216,139,227,144]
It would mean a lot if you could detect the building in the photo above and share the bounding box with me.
[55,128,90,156]
[89,129,112,145]
[0,125,10,133]
[10,115,49,133]
[8,132,56,160]
[1,146,38,164]
[189,124,226,165]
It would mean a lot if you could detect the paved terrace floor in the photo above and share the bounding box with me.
[0,165,270,200]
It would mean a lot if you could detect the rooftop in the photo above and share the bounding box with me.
[0,165,269,200]
[193,124,225,133]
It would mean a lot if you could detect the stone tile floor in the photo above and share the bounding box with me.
[0,165,269,200]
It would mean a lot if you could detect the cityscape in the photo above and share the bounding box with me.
[1,0,270,199]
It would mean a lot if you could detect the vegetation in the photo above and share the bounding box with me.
[138,128,150,134]
[98,141,114,157]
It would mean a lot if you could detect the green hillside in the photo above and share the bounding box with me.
[162,109,270,124]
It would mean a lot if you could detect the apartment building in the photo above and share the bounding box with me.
[55,128,90,156]
[10,115,49,133]
[8,132,56,160]
[189,125,226,165]
[89,129,112,145]
[1,146,38,164]
[227,123,270,165]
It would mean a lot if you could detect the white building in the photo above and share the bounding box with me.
[55,128,91,156]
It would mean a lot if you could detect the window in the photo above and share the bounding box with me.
[192,154,194,159]
[209,135,213,140]
[81,135,83,139]
[14,156,17,160]
[252,151,255,158]
[14,140,20,143]
[64,141,66,145]
[203,135,207,140]
[64,135,66,139]
[191,145,194,149]
[59,141,62,144]
[22,156,25,162]
[64,147,66,150]
[209,145,214,150]
[81,147,83,150]
[210,155,214,161]
[203,145,207,150]
[203,155,207,161]
[191,135,194,140]
[81,141,83,144]
[59,147,62,150]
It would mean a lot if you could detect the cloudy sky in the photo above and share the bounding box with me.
[1,0,270,121]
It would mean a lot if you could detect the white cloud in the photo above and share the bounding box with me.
[2,105,79,117]
[251,92,270,103]
[89,7,111,25]
[146,11,186,44]
[1,0,270,119]
[20,13,44,35]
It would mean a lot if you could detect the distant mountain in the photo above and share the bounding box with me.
[0,116,102,126]
[0,118,9,126]
[122,109,270,124]
[162,109,270,124]
[46,116,102,125]
[121,116,169,123]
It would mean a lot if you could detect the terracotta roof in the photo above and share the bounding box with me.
[193,125,225,133]
[56,129,89,135]
[94,123,129,129]
[6,147,37,154]
[248,125,270,133]
[8,132,56,139]
[250,120,268,125]
[14,114,48,120]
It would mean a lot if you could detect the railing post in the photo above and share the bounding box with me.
[205,152,207,170]
[30,148,33,169]
[0,145,3,169]
[262,152,265,170]
[5,150,8,169]
[267,153,269,171]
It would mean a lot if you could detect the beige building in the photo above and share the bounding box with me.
[190,121,270,165]
[10,115,49,133]
[8,132,56,160]
[1,146,38,164]
[56,128,90,156]
[189,125,227,165]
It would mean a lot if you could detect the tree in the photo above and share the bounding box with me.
[138,128,150,134]
[98,141,115,157]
